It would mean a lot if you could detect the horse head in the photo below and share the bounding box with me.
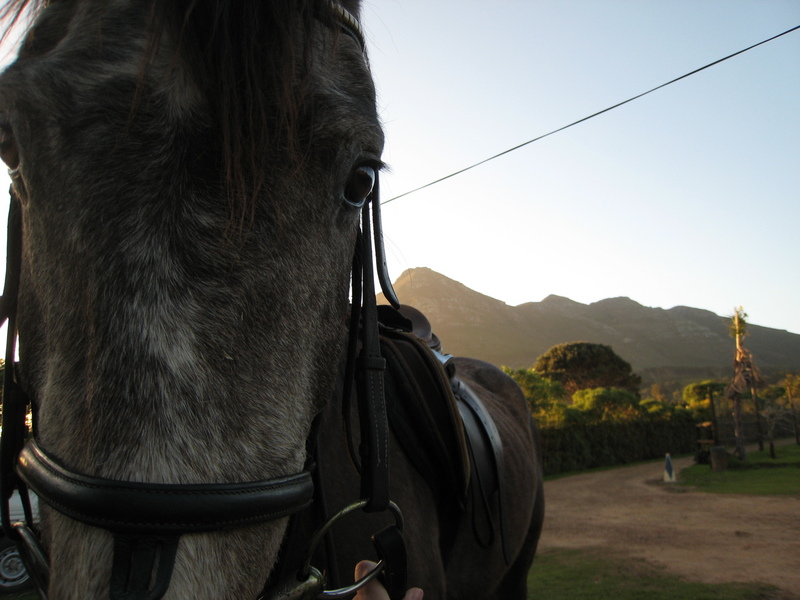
[0,1,381,597]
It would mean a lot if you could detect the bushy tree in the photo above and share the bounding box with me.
[639,397,670,414]
[682,380,726,445]
[533,342,641,396]
[502,366,567,409]
[572,387,640,419]
[760,385,785,408]
[531,401,587,428]
[683,381,726,417]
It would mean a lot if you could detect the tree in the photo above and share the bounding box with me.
[644,383,668,404]
[572,387,640,418]
[533,342,641,396]
[760,406,793,458]
[683,381,726,445]
[725,307,764,460]
[502,366,567,410]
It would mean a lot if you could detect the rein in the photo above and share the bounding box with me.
[0,4,407,600]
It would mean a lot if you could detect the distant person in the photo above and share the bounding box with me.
[354,561,423,600]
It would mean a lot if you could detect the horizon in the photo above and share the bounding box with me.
[394,266,798,333]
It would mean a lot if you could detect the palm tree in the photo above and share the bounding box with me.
[725,307,764,460]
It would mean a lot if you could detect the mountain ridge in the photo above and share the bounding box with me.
[379,268,800,385]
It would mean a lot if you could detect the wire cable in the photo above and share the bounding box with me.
[382,24,800,205]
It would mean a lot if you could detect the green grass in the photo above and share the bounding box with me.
[680,443,800,495]
[731,442,800,466]
[527,548,786,600]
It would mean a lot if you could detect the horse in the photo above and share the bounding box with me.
[0,1,544,599]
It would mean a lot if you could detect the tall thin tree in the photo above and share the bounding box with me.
[725,307,764,460]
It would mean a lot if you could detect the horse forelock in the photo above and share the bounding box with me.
[2,0,358,234]
[148,0,336,233]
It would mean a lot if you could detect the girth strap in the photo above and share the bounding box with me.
[17,441,314,535]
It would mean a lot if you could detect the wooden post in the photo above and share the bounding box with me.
[710,446,728,471]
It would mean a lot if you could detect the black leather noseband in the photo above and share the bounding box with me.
[18,441,314,535]
[16,442,314,600]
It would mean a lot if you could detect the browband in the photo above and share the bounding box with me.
[18,441,313,535]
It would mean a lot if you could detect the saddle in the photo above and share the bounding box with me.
[377,305,511,564]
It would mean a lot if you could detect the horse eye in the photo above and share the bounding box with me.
[0,126,19,170]
[342,165,376,208]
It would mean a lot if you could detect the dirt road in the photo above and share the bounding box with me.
[538,453,800,596]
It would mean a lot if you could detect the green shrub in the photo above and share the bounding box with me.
[538,412,696,475]
[572,387,640,414]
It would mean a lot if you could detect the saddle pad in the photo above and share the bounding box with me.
[380,328,471,506]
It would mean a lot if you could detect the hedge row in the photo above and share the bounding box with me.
[537,412,697,476]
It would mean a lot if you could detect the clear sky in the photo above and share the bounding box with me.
[361,1,800,334]
[0,2,798,336]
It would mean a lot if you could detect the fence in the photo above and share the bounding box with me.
[711,414,797,447]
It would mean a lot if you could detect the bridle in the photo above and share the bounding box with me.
[0,4,406,600]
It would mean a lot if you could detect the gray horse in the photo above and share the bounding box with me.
[0,1,543,598]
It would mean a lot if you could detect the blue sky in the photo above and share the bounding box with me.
[361,1,800,334]
[0,2,798,337]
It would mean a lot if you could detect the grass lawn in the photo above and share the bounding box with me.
[527,548,785,600]
[680,443,800,495]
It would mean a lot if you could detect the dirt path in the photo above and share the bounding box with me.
[538,450,800,596]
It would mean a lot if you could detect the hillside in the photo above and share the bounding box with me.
[379,268,800,386]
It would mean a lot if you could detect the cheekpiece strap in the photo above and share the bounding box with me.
[356,196,390,512]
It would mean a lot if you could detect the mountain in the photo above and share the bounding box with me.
[379,268,800,387]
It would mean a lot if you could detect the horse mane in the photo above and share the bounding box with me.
[1,0,339,233]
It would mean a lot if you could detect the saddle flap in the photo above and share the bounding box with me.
[378,305,512,565]
[379,327,470,505]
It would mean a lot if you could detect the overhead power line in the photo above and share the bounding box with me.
[382,24,800,205]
